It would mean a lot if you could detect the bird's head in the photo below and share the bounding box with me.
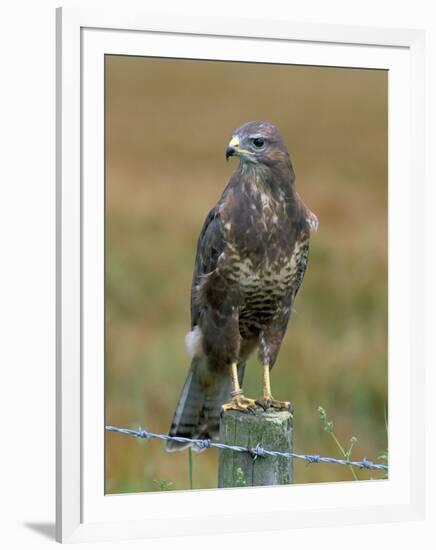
[225,121,290,169]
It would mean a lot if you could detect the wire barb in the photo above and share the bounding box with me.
[105,425,388,471]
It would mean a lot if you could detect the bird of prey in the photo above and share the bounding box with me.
[166,120,317,452]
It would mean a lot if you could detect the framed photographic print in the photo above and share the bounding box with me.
[56,6,425,543]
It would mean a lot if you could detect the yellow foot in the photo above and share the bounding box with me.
[221,393,259,415]
[259,396,293,412]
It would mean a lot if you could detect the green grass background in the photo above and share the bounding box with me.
[105,56,388,493]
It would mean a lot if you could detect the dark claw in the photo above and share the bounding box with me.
[247,407,256,415]
[255,400,268,411]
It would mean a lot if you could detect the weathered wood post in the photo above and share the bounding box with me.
[218,408,293,488]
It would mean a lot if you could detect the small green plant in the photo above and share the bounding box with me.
[153,479,174,491]
[318,406,359,481]
[377,405,389,479]
[188,448,193,490]
[378,449,388,470]
[235,467,246,487]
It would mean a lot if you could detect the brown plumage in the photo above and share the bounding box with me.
[167,121,317,452]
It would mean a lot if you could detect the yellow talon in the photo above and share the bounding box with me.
[222,363,259,414]
[221,391,259,415]
[260,364,292,412]
[260,397,293,412]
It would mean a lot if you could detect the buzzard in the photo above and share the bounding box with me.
[167,121,317,452]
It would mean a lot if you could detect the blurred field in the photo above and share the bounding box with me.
[105,55,388,493]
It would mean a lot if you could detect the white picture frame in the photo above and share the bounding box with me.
[56,6,425,543]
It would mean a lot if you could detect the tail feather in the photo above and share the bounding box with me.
[166,359,246,453]
[166,357,206,452]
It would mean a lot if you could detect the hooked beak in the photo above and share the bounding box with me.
[225,136,240,161]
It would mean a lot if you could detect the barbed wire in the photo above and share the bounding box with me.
[105,425,388,471]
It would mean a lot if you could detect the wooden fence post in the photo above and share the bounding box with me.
[218,408,293,488]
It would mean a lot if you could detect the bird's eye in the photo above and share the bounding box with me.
[252,137,265,148]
